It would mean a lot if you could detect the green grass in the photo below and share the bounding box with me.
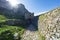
[38,31,45,40]
[0,14,25,40]
[38,14,47,40]
[0,25,25,35]
[39,14,47,22]
[0,13,25,40]
[0,15,7,20]
[0,25,25,40]
[0,15,7,23]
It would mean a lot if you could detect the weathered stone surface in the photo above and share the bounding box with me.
[38,7,60,40]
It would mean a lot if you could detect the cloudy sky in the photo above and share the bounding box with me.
[0,0,60,15]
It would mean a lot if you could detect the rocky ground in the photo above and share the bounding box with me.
[21,24,39,40]
[21,8,60,40]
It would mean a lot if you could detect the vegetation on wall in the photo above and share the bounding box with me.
[39,14,47,22]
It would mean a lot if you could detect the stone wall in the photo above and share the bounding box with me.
[38,8,60,40]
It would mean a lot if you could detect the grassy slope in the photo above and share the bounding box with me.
[0,14,25,40]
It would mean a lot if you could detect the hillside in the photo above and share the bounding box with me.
[0,2,31,40]
[0,13,25,40]
[38,7,60,40]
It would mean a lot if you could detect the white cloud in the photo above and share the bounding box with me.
[34,11,48,16]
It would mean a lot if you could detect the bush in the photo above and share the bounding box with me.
[0,30,14,40]
[0,25,25,40]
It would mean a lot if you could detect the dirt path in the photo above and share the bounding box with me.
[21,24,39,40]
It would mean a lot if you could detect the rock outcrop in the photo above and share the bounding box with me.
[38,7,60,40]
[0,0,34,19]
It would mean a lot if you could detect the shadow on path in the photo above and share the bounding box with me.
[26,16,39,31]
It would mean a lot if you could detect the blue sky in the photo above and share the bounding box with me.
[19,0,60,14]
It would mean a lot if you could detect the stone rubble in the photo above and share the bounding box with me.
[38,8,60,40]
[21,24,39,40]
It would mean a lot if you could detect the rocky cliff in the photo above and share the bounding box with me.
[38,7,60,40]
[0,0,31,19]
